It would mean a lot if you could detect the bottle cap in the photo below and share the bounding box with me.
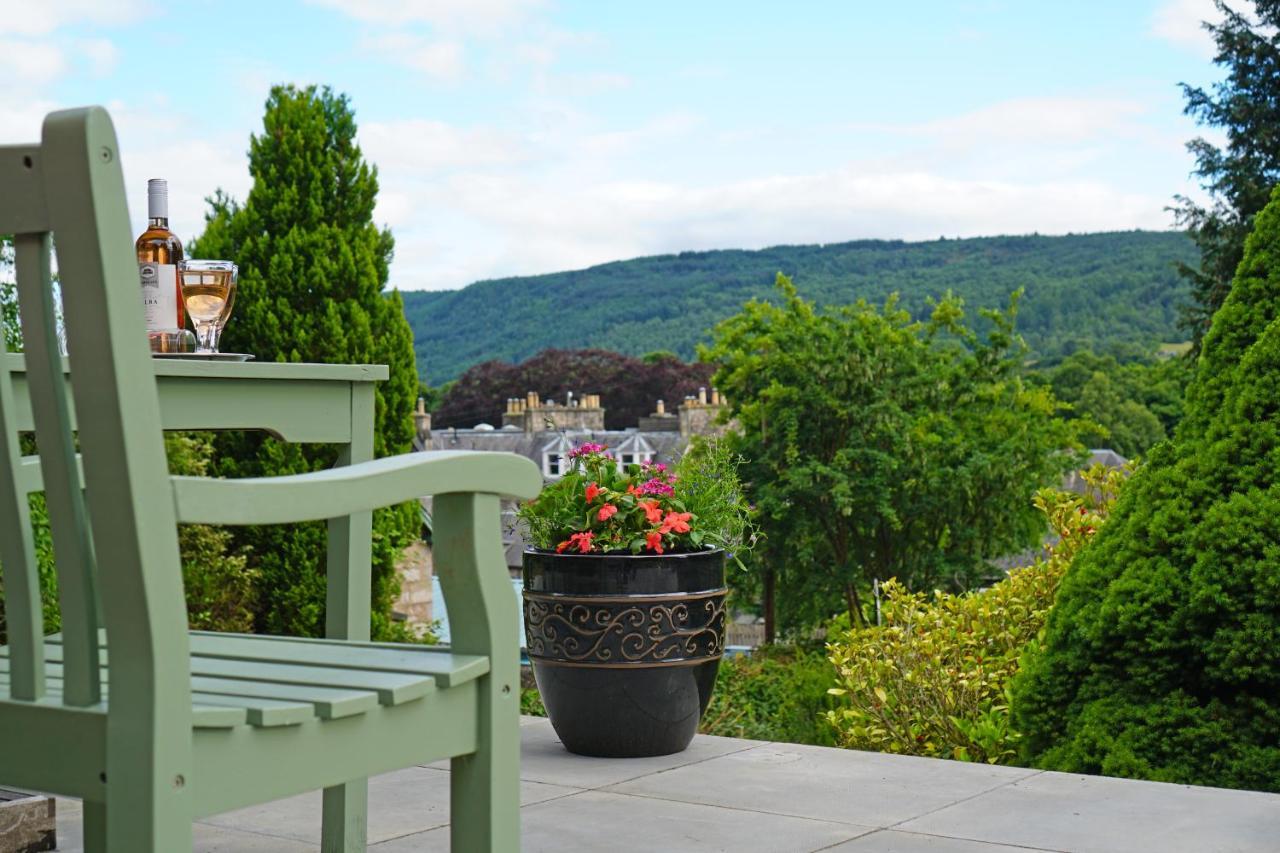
[147,178,168,220]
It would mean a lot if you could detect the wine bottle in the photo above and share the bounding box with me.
[136,178,185,332]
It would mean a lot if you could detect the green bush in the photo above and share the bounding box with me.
[1010,187,1280,792]
[699,644,840,746]
[167,434,259,633]
[520,686,546,717]
[826,466,1122,763]
[1,434,259,639]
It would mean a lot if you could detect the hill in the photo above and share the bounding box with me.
[401,231,1196,383]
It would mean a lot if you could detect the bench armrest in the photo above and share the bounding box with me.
[170,449,542,525]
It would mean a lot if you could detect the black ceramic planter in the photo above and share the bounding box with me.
[522,547,727,758]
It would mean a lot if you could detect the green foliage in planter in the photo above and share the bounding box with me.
[1010,187,1280,792]
[699,644,840,746]
[826,466,1122,763]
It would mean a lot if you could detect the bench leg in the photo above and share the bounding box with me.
[82,801,105,853]
[449,676,520,853]
[104,789,192,852]
[321,780,368,853]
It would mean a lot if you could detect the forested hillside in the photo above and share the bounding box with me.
[402,231,1195,382]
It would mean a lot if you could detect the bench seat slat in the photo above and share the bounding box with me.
[188,676,379,720]
[36,631,490,690]
[0,677,244,729]
[187,632,491,688]
[189,692,314,727]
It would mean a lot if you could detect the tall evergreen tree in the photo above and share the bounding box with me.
[1173,0,1280,349]
[190,85,419,639]
[1012,187,1280,792]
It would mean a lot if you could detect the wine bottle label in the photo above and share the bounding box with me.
[139,262,179,330]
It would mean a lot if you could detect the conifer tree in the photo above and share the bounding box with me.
[191,85,419,639]
[1012,187,1280,791]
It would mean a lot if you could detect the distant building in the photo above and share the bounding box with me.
[395,388,732,634]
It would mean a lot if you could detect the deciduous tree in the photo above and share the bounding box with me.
[1174,0,1280,347]
[704,274,1084,634]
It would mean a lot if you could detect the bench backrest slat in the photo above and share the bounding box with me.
[0,281,44,701]
[13,232,101,706]
[0,109,191,728]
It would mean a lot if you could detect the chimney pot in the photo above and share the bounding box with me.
[656,399,666,415]
[698,387,708,405]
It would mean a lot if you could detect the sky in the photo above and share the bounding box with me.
[0,0,1230,291]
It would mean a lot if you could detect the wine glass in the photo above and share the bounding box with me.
[179,260,237,354]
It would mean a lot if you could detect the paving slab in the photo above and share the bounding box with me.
[200,766,577,846]
[607,740,1037,827]
[43,721,1280,853]
[373,789,875,853]
[55,798,318,853]
[823,829,1062,852]
[899,770,1280,853]
[445,716,763,789]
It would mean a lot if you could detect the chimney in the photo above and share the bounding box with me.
[711,388,721,406]
[413,397,432,442]
[698,387,708,405]
[656,399,666,415]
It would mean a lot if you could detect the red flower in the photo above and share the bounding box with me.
[585,482,601,503]
[626,484,640,496]
[555,540,571,553]
[660,511,692,535]
[645,530,665,554]
[569,531,594,553]
[638,500,663,524]
[597,503,618,522]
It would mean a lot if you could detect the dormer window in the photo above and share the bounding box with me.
[540,435,574,479]
[615,434,655,472]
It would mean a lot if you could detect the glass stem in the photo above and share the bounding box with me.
[195,323,218,353]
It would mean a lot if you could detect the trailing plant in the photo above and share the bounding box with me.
[825,464,1124,764]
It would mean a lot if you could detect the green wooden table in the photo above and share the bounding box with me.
[5,354,389,844]
[6,352,389,638]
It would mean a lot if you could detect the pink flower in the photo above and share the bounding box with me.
[568,442,608,459]
[569,531,594,553]
[597,503,618,522]
[638,477,674,497]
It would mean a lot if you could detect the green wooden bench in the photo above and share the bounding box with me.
[0,106,541,851]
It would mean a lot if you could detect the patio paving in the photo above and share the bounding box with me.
[50,716,1280,852]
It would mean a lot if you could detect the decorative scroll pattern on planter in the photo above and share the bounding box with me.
[524,589,726,665]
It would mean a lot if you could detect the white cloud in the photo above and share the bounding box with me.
[361,33,465,80]
[353,93,1187,291]
[1151,0,1223,58]
[306,0,541,34]
[361,119,528,172]
[0,0,148,36]
[918,96,1148,147]
[0,38,67,85]
[80,37,119,76]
